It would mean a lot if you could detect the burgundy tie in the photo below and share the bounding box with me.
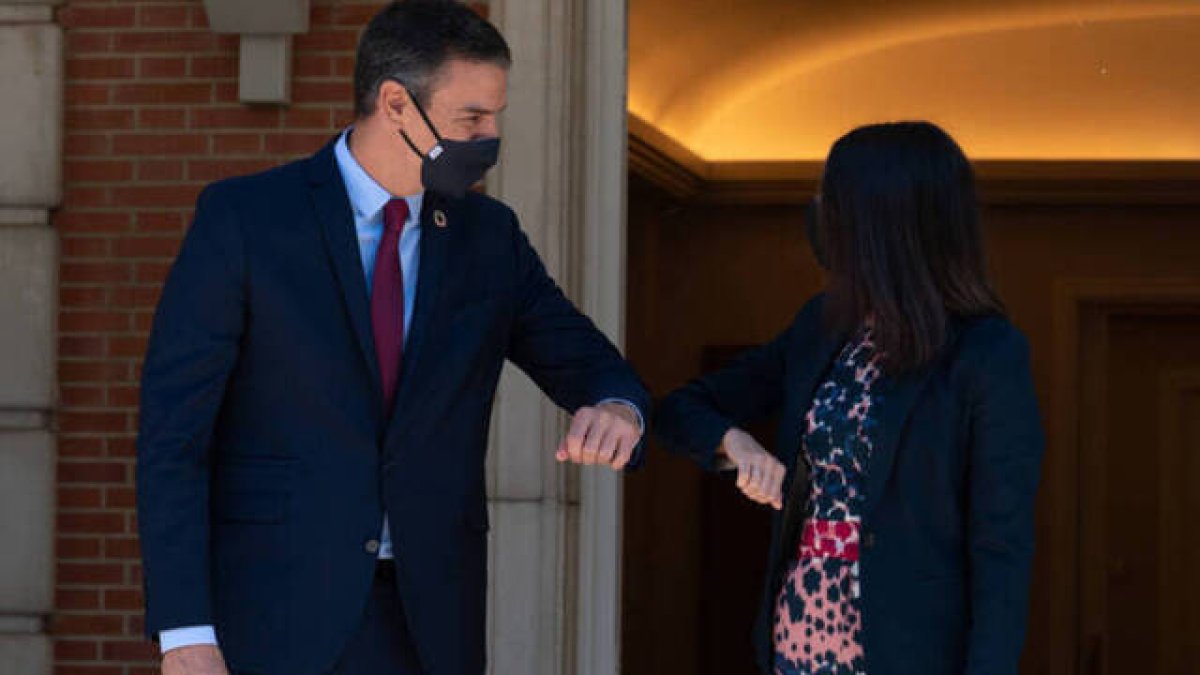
[372,198,409,411]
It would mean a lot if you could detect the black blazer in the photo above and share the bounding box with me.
[655,295,1043,675]
[136,138,650,675]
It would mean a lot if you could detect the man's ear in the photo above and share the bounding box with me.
[377,80,410,125]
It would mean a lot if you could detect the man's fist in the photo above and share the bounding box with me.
[555,403,642,470]
[161,644,228,675]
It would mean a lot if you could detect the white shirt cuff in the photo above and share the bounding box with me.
[160,625,218,654]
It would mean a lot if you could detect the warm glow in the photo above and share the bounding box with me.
[630,0,1200,161]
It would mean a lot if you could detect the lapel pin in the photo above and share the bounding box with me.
[433,210,448,229]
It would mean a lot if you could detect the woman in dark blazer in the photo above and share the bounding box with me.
[655,122,1044,675]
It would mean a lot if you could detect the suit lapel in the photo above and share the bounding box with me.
[384,192,456,433]
[306,140,383,408]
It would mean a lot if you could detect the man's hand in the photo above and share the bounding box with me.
[719,428,785,510]
[555,403,642,470]
[161,645,228,675]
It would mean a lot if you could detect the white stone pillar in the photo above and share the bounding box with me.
[485,1,628,673]
[0,2,63,674]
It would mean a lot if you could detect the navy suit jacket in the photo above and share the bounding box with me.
[655,295,1044,675]
[136,139,650,675]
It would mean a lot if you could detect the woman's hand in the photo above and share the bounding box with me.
[719,428,785,510]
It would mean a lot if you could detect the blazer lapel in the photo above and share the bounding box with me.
[777,318,844,561]
[863,364,935,519]
[306,140,383,407]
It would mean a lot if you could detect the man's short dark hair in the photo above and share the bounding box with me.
[353,0,511,118]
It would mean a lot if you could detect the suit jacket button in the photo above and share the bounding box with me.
[862,532,876,548]
[365,539,380,555]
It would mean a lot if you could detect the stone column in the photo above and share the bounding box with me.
[0,1,62,673]
[485,1,628,673]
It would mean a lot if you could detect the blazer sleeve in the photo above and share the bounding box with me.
[136,183,246,638]
[653,311,802,471]
[504,212,652,461]
[964,325,1045,675]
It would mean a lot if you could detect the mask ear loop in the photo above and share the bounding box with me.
[396,84,445,159]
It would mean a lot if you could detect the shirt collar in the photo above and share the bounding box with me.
[334,128,424,226]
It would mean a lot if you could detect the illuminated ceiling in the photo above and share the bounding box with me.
[629,0,1200,161]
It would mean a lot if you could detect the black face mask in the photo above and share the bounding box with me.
[805,198,829,270]
[398,90,501,199]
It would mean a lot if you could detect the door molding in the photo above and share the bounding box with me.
[1050,279,1200,673]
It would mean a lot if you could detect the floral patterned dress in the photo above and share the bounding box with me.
[773,330,882,675]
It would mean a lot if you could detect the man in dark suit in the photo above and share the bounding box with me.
[136,2,650,673]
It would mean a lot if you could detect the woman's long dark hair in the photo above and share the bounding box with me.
[818,121,1004,374]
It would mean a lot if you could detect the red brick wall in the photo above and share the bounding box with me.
[53,2,485,672]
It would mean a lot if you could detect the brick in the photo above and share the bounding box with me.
[110,185,202,209]
[140,57,188,79]
[112,133,207,156]
[59,438,105,460]
[60,335,108,357]
[106,437,137,458]
[330,5,383,26]
[101,639,157,662]
[64,186,110,208]
[134,212,184,233]
[137,108,187,129]
[137,159,185,182]
[283,108,333,129]
[59,512,126,536]
[295,55,333,78]
[55,589,101,612]
[265,133,333,155]
[134,262,172,285]
[65,160,134,183]
[138,6,190,28]
[67,57,135,80]
[55,638,99,661]
[61,287,110,309]
[188,159,275,182]
[58,6,137,29]
[58,461,128,485]
[61,236,113,259]
[57,536,103,559]
[334,56,356,78]
[104,487,137,510]
[111,83,211,105]
[65,84,111,106]
[57,664,125,675]
[58,486,104,509]
[65,134,112,157]
[190,56,237,79]
[55,212,131,235]
[113,236,182,258]
[48,613,124,636]
[111,286,162,309]
[192,106,281,129]
[294,30,360,52]
[61,262,132,285]
[66,108,135,131]
[59,312,133,334]
[107,335,149,358]
[102,589,145,613]
[107,386,141,408]
[59,361,132,383]
[293,81,354,105]
[213,133,262,155]
[61,384,107,406]
[113,31,220,54]
[67,32,113,55]
[60,411,128,434]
